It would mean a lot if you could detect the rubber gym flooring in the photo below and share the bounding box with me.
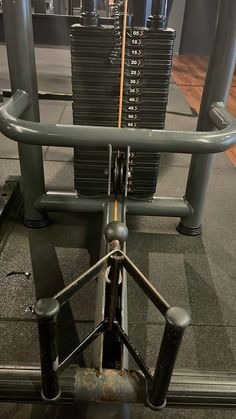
[0,46,235,418]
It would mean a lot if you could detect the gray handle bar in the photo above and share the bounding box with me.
[0,89,236,154]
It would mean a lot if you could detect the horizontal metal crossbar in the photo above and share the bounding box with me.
[0,365,235,408]
[36,192,193,218]
[0,90,236,153]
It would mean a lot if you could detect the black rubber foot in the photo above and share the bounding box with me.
[176,223,202,236]
[23,217,49,229]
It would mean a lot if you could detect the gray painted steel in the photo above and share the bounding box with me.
[127,197,192,217]
[168,0,186,54]
[2,0,47,226]
[36,192,105,213]
[197,1,236,132]
[0,91,236,153]
[37,193,192,218]
[178,0,236,235]
[92,200,129,374]
[180,0,221,56]
[0,365,236,408]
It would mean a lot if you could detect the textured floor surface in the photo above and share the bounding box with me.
[0,46,236,418]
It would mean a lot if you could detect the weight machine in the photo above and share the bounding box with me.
[0,0,236,412]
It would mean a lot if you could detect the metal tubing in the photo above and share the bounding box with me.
[34,298,60,401]
[36,192,105,213]
[177,154,214,236]
[69,0,73,15]
[151,0,168,16]
[127,197,192,217]
[2,0,47,227]
[92,204,110,370]
[178,0,236,236]
[115,322,153,382]
[82,0,97,14]
[148,307,190,410]
[1,91,236,154]
[108,254,124,330]
[1,366,236,407]
[81,0,99,26]
[149,0,168,29]
[58,321,107,373]
[197,2,236,132]
[123,255,170,315]
[54,250,116,306]
[133,0,151,27]
[37,193,192,218]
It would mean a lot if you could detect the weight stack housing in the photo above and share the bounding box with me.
[71,23,175,198]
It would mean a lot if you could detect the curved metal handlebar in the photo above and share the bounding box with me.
[0,90,236,154]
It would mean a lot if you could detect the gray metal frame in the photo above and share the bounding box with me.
[178,0,236,235]
[1,90,236,153]
[2,0,48,228]
[1,0,236,235]
[0,91,236,233]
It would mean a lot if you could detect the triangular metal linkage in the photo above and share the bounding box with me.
[34,242,190,411]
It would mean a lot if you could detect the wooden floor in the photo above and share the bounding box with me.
[172,55,236,167]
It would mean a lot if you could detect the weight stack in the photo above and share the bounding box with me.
[71,24,175,198]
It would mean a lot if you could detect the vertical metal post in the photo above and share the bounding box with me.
[147,307,190,410]
[35,298,61,401]
[148,0,168,29]
[82,0,96,13]
[151,0,168,17]
[69,0,74,15]
[81,0,99,25]
[133,0,152,27]
[177,0,236,236]
[2,0,48,228]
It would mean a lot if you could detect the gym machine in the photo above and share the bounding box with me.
[0,0,236,412]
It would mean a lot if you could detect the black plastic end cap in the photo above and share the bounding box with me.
[166,307,191,330]
[35,298,60,319]
[104,221,128,244]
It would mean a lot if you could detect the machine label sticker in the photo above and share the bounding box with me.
[128,97,139,103]
[130,29,144,37]
[130,50,142,56]
[130,59,142,66]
